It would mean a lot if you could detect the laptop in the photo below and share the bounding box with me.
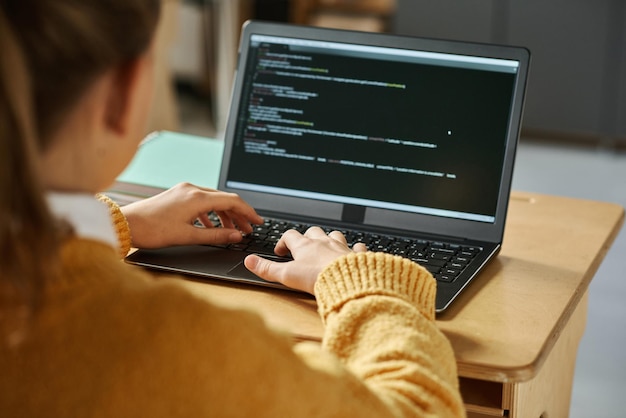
[126,21,530,312]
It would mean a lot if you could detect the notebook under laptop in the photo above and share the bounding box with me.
[126,21,530,312]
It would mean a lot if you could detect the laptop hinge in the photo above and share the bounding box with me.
[342,204,366,224]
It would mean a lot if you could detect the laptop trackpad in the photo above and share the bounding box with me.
[226,254,290,282]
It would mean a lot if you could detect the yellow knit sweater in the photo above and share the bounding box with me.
[0,201,465,417]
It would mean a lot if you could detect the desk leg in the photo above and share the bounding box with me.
[504,291,588,418]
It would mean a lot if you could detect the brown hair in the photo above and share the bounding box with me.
[0,0,160,325]
[4,0,161,143]
[0,8,55,306]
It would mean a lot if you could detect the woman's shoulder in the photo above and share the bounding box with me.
[58,236,268,332]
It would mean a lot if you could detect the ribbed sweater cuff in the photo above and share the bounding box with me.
[314,252,437,323]
[97,194,132,258]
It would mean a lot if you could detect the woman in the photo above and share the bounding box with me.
[0,1,465,417]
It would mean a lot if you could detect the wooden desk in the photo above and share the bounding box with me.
[112,132,624,417]
[161,191,624,418]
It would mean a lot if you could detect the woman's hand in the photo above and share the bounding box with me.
[121,182,263,248]
[244,227,367,295]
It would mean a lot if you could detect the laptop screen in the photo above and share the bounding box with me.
[221,22,529,243]
[225,32,519,224]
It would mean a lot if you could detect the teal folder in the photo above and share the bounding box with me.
[117,131,224,189]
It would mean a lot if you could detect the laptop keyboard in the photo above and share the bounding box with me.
[211,215,482,283]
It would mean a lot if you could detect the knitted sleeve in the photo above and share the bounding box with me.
[307,252,466,417]
[96,194,132,258]
[315,251,437,323]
